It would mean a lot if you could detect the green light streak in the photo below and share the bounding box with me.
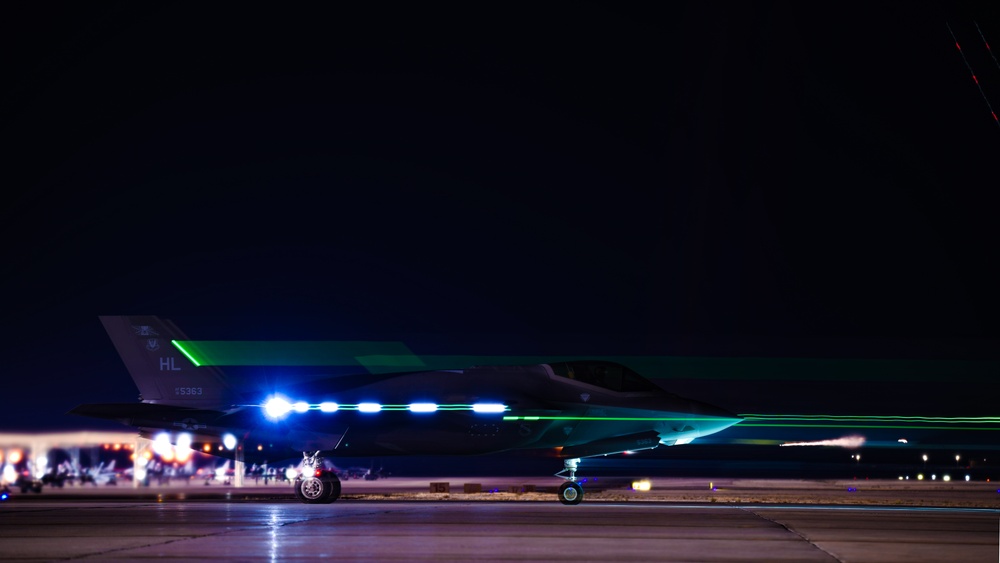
[733,414,1000,431]
[740,414,1000,422]
[153,345,1000,384]
[737,423,1000,431]
[502,416,741,422]
[171,340,201,367]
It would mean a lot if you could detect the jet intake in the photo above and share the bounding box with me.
[559,430,661,459]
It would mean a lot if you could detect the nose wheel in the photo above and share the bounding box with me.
[554,457,584,505]
[557,481,583,505]
[294,451,341,504]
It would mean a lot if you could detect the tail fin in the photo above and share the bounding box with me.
[100,316,241,408]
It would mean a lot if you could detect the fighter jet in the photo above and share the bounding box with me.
[71,316,741,505]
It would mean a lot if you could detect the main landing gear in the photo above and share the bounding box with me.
[555,457,583,505]
[294,451,341,504]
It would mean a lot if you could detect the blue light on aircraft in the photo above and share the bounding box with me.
[263,397,293,419]
[358,403,382,413]
[408,403,438,413]
[319,402,339,412]
[472,403,506,413]
[222,433,237,450]
[292,401,309,413]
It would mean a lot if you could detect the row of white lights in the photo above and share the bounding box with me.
[261,397,508,419]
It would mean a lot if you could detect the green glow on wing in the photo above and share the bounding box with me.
[171,340,201,367]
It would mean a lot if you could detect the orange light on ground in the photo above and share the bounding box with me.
[129,453,136,461]
[143,451,153,460]
[161,450,175,462]
[9,450,22,464]
[113,444,122,450]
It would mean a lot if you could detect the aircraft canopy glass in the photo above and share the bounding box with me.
[547,361,661,393]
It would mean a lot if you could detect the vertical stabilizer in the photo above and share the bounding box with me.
[100,316,240,408]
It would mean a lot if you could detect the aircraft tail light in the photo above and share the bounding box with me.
[408,403,438,413]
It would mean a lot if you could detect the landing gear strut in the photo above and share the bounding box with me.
[554,457,583,505]
[294,451,341,504]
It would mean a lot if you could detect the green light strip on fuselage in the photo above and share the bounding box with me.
[502,416,741,422]
[735,423,1000,431]
[739,414,1000,422]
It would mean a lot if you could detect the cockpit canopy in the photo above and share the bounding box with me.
[546,361,661,393]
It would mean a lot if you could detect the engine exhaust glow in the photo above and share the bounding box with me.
[780,436,866,448]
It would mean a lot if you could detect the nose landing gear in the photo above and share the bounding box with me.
[294,451,341,504]
[554,457,583,505]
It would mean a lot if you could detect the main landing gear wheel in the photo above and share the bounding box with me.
[558,481,583,505]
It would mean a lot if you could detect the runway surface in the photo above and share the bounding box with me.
[2,478,998,561]
[1,499,998,562]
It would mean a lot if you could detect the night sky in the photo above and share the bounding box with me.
[3,0,999,468]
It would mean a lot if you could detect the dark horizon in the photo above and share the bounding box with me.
[3,3,999,477]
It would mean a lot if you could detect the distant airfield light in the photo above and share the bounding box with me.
[917,474,924,480]
[292,401,309,413]
[319,402,339,413]
[965,475,971,482]
[631,480,652,492]
[358,403,382,413]
[152,433,172,456]
[943,474,951,482]
[408,403,438,413]
[897,438,908,444]
[472,403,507,413]
[222,433,237,451]
[263,397,292,419]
